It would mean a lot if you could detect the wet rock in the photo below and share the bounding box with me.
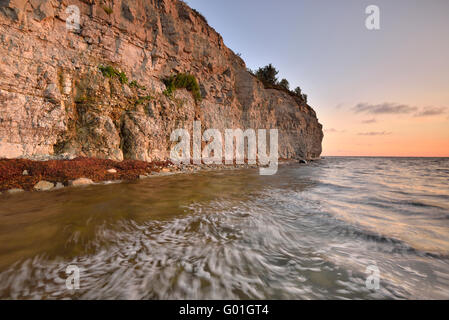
[34,180,54,191]
[7,188,24,194]
[55,182,64,189]
[69,178,94,187]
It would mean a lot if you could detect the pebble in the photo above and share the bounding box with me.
[107,169,117,174]
[22,170,29,176]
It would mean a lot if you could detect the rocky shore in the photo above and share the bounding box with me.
[0,0,322,195]
[0,157,300,194]
[0,157,167,193]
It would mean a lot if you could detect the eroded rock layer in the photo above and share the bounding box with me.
[0,0,323,161]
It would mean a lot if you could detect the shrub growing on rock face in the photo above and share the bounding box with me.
[129,80,147,90]
[117,71,128,84]
[99,65,128,84]
[99,65,117,78]
[293,87,302,96]
[163,73,202,102]
[135,95,152,105]
[102,6,113,15]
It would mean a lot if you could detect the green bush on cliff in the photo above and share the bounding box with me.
[129,80,147,90]
[163,73,202,102]
[135,95,152,105]
[99,65,116,78]
[99,65,128,84]
[103,6,113,15]
[117,71,128,84]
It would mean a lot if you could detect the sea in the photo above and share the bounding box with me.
[0,157,448,299]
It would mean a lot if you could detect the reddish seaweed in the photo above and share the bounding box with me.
[0,157,170,191]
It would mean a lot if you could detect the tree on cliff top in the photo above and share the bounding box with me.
[293,87,302,96]
[279,78,290,90]
[253,64,308,105]
[255,64,279,87]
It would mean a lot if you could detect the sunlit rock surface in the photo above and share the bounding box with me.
[0,0,323,161]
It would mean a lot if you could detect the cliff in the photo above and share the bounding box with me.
[0,0,323,162]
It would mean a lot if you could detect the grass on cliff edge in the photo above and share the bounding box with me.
[163,73,202,103]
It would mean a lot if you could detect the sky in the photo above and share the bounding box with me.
[186,0,449,156]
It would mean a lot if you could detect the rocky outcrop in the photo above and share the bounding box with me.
[0,0,323,162]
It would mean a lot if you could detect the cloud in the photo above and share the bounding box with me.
[357,131,391,136]
[324,128,345,133]
[361,118,377,124]
[414,106,447,117]
[354,103,448,119]
[354,102,418,115]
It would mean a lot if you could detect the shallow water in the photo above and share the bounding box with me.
[0,157,448,299]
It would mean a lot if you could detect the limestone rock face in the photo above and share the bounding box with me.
[0,0,323,162]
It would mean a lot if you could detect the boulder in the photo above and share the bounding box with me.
[55,182,65,189]
[69,178,94,187]
[33,180,54,191]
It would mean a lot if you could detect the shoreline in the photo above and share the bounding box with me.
[0,157,301,195]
